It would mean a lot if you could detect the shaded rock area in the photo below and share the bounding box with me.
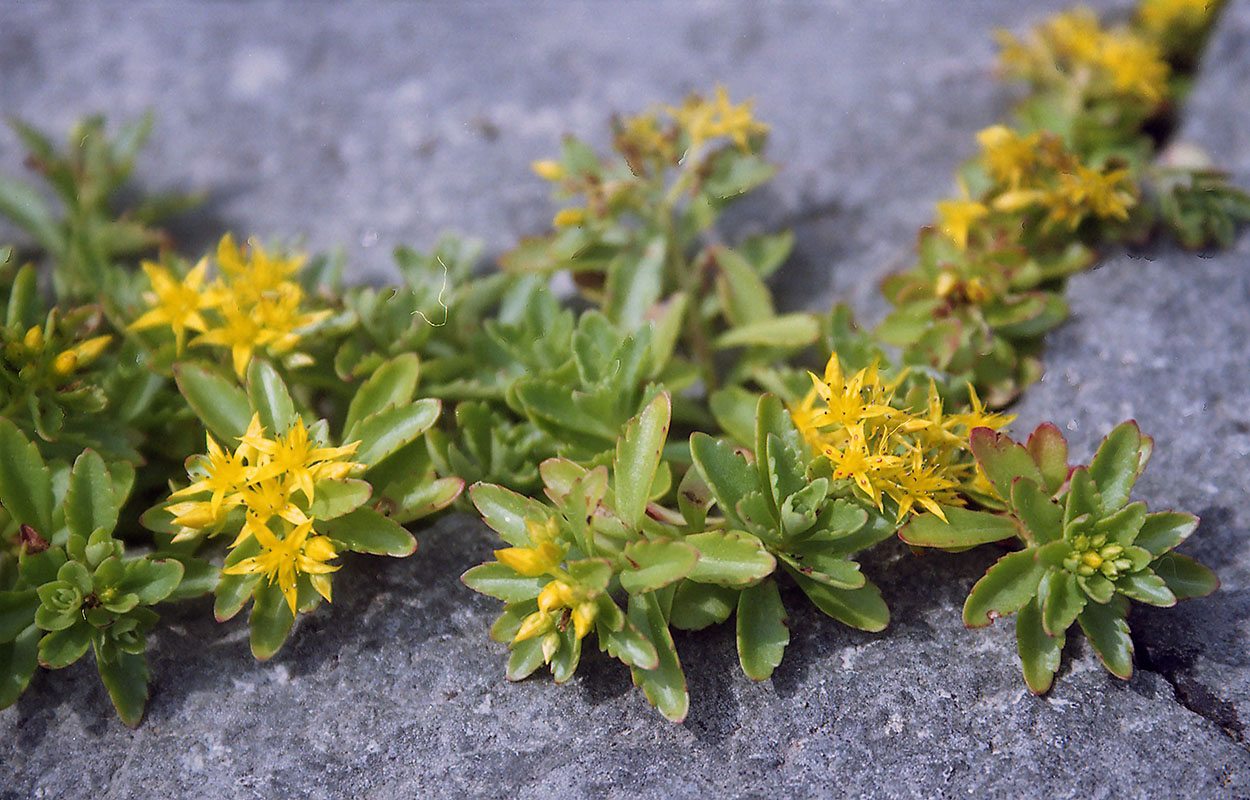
[2,1,1249,798]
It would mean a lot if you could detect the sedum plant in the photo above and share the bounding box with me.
[0,0,1241,727]
[900,421,1217,691]
[144,355,461,659]
[0,421,211,724]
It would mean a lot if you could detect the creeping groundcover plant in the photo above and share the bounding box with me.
[0,0,1243,724]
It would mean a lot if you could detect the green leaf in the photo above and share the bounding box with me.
[1116,571,1176,607]
[116,558,185,605]
[6,263,41,333]
[614,393,671,531]
[628,592,688,723]
[1093,502,1148,546]
[0,625,39,709]
[684,531,776,587]
[249,580,295,661]
[344,353,420,436]
[174,362,252,442]
[0,174,62,254]
[736,578,788,680]
[714,313,819,349]
[898,507,1021,549]
[619,539,698,595]
[384,475,464,524]
[1025,423,1069,495]
[676,466,713,532]
[788,569,888,632]
[322,507,416,557]
[506,636,546,681]
[306,480,373,521]
[460,563,547,602]
[689,433,758,527]
[489,601,536,643]
[1077,601,1133,679]
[1040,569,1086,636]
[214,574,261,622]
[1077,573,1115,604]
[0,591,39,643]
[18,548,65,588]
[714,246,774,327]
[352,399,441,467]
[162,555,220,601]
[602,616,659,670]
[37,620,91,668]
[65,450,118,540]
[1016,597,1063,694]
[777,551,864,590]
[1010,479,1063,545]
[969,428,1044,502]
[246,359,297,435]
[469,483,550,547]
[605,236,665,330]
[94,642,150,727]
[0,418,53,532]
[1134,512,1199,557]
[1150,552,1218,600]
[550,626,582,684]
[709,385,760,447]
[669,581,738,631]
[962,548,1045,628]
[1088,421,1150,511]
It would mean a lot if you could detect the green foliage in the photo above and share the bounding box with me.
[0,0,1236,727]
[900,421,1217,692]
[0,426,196,725]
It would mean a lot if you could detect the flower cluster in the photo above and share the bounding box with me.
[938,125,1138,253]
[494,518,601,659]
[129,234,330,376]
[791,354,1013,521]
[167,414,363,612]
[997,8,1171,109]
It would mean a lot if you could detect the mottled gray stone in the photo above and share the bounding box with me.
[3,1,1250,799]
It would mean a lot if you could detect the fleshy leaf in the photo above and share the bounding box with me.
[962,548,1045,628]
[683,531,776,587]
[1016,597,1063,694]
[1077,601,1133,679]
[669,581,738,631]
[899,507,1021,549]
[1150,553,1218,600]
[736,578,789,680]
[614,393,671,531]
[619,539,698,595]
[628,592,688,723]
[1088,421,1149,512]
[343,353,420,436]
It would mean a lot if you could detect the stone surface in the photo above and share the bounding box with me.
[3,1,1250,799]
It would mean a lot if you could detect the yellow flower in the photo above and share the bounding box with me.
[531,160,565,181]
[552,208,587,228]
[1043,165,1136,229]
[942,384,1016,437]
[1098,31,1169,105]
[977,125,1041,189]
[216,233,303,300]
[673,86,768,151]
[516,579,598,644]
[169,432,253,517]
[1138,0,1213,38]
[222,518,339,615]
[494,541,566,577]
[884,449,961,522]
[936,196,989,251]
[240,416,361,504]
[128,259,213,353]
[822,423,903,510]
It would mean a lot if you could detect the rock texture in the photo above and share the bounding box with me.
[2,1,1249,798]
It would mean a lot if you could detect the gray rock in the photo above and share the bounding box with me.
[3,1,1249,799]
